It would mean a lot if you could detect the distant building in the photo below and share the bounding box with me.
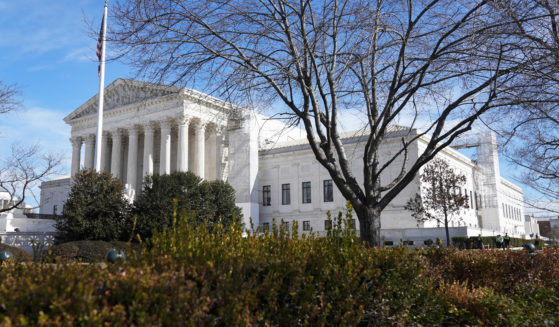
[40,79,526,244]
[0,191,55,245]
[525,215,541,238]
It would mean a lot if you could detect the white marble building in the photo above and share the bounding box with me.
[40,79,526,244]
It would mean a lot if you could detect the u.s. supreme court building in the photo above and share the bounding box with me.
[40,79,527,245]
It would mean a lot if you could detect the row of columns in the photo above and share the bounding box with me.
[70,117,222,197]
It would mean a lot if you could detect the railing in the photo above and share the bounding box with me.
[0,232,56,253]
[25,213,61,220]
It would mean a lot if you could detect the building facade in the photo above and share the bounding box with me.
[40,79,526,245]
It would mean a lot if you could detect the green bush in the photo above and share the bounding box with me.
[0,206,559,325]
[130,171,242,241]
[451,236,537,249]
[49,240,138,263]
[0,243,30,262]
[55,170,130,243]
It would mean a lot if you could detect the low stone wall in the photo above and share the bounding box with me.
[0,232,55,253]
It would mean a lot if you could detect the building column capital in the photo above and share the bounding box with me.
[111,128,124,138]
[193,119,207,130]
[205,122,218,133]
[177,115,191,126]
[160,119,172,130]
[85,134,96,144]
[144,122,156,135]
[127,125,141,137]
[70,136,83,148]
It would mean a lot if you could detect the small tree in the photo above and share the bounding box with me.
[55,170,130,243]
[405,159,469,247]
[131,171,243,241]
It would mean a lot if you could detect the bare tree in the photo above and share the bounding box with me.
[0,144,62,213]
[0,82,20,115]
[486,0,559,209]
[405,159,469,246]
[110,0,553,246]
[0,83,62,213]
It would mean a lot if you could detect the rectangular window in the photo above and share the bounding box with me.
[323,180,333,202]
[324,220,332,230]
[474,192,478,209]
[348,219,356,230]
[303,220,311,231]
[262,185,271,206]
[53,205,58,216]
[470,191,473,208]
[283,221,290,231]
[302,181,311,203]
[262,222,270,232]
[281,183,291,205]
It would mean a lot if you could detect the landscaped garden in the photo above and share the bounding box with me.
[1,208,558,326]
[1,171,556,326]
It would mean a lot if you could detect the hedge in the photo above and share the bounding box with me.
[452,236,542,249]
[49,240,140,263]
[0,207,557,325]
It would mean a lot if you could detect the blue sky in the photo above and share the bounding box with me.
[0,0,129,172]
[0,0,552,214]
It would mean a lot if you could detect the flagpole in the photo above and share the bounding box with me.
[94,0,109,172]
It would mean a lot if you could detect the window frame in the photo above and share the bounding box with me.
[323,179,333,202]
[281,183,291,205]
[262,185,271,206]
[302,181,312,204]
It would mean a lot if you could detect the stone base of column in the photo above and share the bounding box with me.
[124,184,136,202]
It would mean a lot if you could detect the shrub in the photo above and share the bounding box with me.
[0,243,30,262]
[130,171,242,241]
[451,236,537,249]
[49,240,137,263]
[55,170,130,243]
[1,206,559,325]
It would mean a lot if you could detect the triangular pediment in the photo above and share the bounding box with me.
[64,79,182,122]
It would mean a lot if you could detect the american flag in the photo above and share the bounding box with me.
[96,14,105,77]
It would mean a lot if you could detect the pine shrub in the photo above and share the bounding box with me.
[55,170,130,243]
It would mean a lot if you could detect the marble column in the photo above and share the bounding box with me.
[194,120,206,179]
[70,137,82,177]
[160,120,172,175]
[110,130,123,179]
[126,127,139,197]
[143,124,155,177]
[205,124,217,180]
[215,126,224,181]
[84,134,95,170]
[177,116,190,172]
[101,131,111,172]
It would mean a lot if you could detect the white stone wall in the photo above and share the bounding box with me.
[258,130,525,240]
[39,176,71,215]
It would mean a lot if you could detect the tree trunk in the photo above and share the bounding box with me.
[355,205,382,247]
[444,207,450,247]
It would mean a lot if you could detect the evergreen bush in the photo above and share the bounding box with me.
[55,170,131,243]
[130,171,242,241]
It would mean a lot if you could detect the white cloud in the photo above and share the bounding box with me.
[1,106,71,170]
[64,46,94,63]
[0,0,96,60]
